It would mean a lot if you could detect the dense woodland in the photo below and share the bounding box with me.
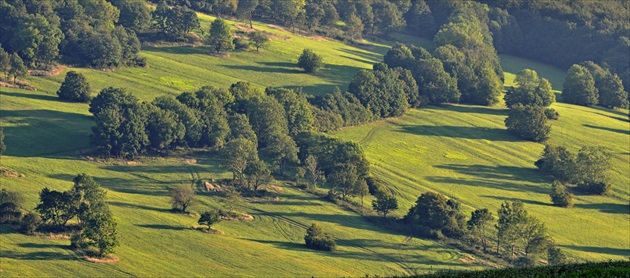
[0,0,627,269]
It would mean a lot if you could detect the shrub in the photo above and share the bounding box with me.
[297,49,323,73]
[233,38,249,50]
[57,71,91,103]
[548,246,567,265]
[20,212,42,235]
[550,181,574,208]
[198,210,221,228]
[544,108,559,120]
[304,223,336,251]
[505,104,551,142]
[132,56,147,67]
[577,182,610,195]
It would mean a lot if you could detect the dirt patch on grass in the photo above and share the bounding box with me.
[38,233,71,240]
[220,212,254,222]
[81,252,119,264]
[29,65,65,76]
[192,225,225,234]
[0,80,36,91]
[0,167,23,178]
[182,158,197,164]
[265,185,283,191]
[209,52,230,58]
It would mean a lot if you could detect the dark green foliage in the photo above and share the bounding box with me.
[414,261,630,277]
[114,0,152,32]
[75,208,118,257]
[327,163,361,200]
[0,127,6,157]
[550,181,573,208]
[169,184,195,213]
[535,145,578,183]
[404,192,465,239]
[384,43,414,69]
[596,72,629,109]
[20,212,42,235]
[153,96,204,147]
[505,69,555,108]
[0,189,23,224]
[304,223,336,251]
[303,155,323,190]
[348,64,409,118]
[227,113,257,143]
[504,105,551,142]
[404,0,436,38]
[547,246,567,266]
[495,201,550,262]
[311,88,373,127]
[208,18,234,53]
[90,87,148,159]
[0,45,10,80]
[310,105,343,132]
[563,64,598,106]
[153,2,200,40]
[198,210,221,228]
[35,187,79,229]
[233,37,249,50]
[371,193,398,218]
[71,173,108,226]
[294,132,370,180]
[266,87,314,136]
[412,57,459,105]
[248,31,269,52]
[236,0,258,28]
[544,108,559,120]
[297,49,323,73]
[57,71,91,103]
[145,104,186,151]
[467,208,492,252]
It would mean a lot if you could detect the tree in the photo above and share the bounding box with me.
[35,187,79,229]
[222,188,243,213]
[208,18,234,53]
[535,145,578,183]
[198,210,221,229]
[346,13,364,39]
[169,184,195,213]
[9,53,27,84]
[328,164,359,200]
[244,160,272,193]
[248,31,269,53]
[116,0,152,32]
[145,105,185,151]
[266,87,314,136]
[0,189,23,224]
[304,223,336,251]
[563,64,598,106]
[412,57,460,104]
[550,181,573,208]
[237,0,259,28]
[384,43,414,69]
[77,209,118,257]
[495,201,549,261]
[467,208,493,252]
[20,212,42,235]
[304,155,323,190]
[505,69,555,108]
[575,147,611,195]
[0,46,10,81]
[504,104,551,142]
[547,246,567,265]
[227,113,257,143]
[372,193,398,218]
[71,173,107,226]
[597,73,628,109]
[57,71,91,102]
[220,138,258,185]
[297,49,323,73]
[404,192,465,238]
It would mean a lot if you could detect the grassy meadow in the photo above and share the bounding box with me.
[1,12,629,277]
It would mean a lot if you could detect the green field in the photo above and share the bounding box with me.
[1,13,629,277]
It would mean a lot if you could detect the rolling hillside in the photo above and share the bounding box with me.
[1,12,629,277]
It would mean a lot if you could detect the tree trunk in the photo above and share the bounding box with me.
[249,14,253,29]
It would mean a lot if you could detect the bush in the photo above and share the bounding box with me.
[57,71,91,103]
[132,56,148,67]
[297,49,324,73]
[550,181,574,208]
[198,210,221,228]
[544,108,559,120]
[505,104,551,142]
[20,212,42,235]
[233,38,249,50]
[304,223,336,251]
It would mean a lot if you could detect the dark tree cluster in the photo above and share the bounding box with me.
[536,145,612,195]
[505,69,555,108]
[0,174,118,257]
[304,223,336,251]
[503,69,553,142]
[403,191,466,239]
[0,45,28,84]
[152,1,200,41]
[57,71,91,103]
[563,62,629,109]
[0,0,146,69]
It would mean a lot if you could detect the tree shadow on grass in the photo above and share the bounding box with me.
[427,165,549,195]
[143,46,210,55]
[222,62,302,74]
[583,124,630,135]
[135,224,186,230]
[480,195,550,207]
[0,91,60,102]
[109,201,171,213]
[48,173,170,196]
[439,105,508,116]
[573,203,630,215]
[0,109,92,158]
[0,251,76,261]
[559,245,630,257]
[396,125,519,142]
[17,243,66,249]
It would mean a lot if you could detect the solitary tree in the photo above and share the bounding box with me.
[208,18,234,53]
[57,71,92,102]
[77,210,119,257]
[372,193,398,218]
[169,184,195,213]
[304,223,336,251]
[244,160,272,193]
[597,73,628,109]
[505,104,551,142]
[248,31,269,53]
[198,210,221,230]
[297,49,323,73]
